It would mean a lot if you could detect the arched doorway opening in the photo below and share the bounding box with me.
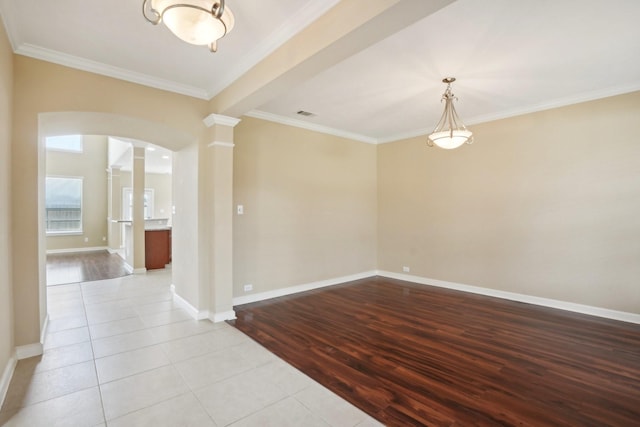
[38,111,197,332]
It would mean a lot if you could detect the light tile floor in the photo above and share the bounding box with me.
[0,270,383,427]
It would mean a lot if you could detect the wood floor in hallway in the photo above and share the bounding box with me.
[46,250,130,286]
[232,276,640,426]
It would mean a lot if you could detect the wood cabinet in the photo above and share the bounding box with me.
[145,229,171,270]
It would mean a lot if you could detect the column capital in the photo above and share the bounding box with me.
[207,141,235,148]
[203,113,242,128]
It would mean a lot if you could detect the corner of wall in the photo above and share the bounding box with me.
[0,351,17,409]
[170,284,210,320]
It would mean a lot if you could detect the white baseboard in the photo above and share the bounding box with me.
[377,270,640,325]
[46,246,108,254]
[15,343,43,360]
[133,268,147,275]
[210,310,236,323]
[228,268,639,324]
[40,314,49,345]
[232,270,377,306]
[170,285,210,320]
[0,353,17,409]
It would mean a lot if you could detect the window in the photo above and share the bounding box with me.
[122,188,155,220]
[45,177,83,233]
[45,135,83,153]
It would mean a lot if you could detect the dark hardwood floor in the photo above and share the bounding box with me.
[46,250,129,286]
[232,276,640,426]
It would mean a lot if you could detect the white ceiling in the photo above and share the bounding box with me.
[2,0,640,143]
[109,137,173,174]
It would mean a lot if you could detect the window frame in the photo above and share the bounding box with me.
[122,187,155,221]
[45,175,84,236]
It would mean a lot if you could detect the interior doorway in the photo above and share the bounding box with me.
[38,112,194,331]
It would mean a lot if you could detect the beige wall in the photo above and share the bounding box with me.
[233,117,378,296]
[12,56,209,346]
[7,46,640,356]
[46,135,108,251]
[378,91,640,314]
[172,143,202,306]
[0,17,14,389]
[141,173,173,221]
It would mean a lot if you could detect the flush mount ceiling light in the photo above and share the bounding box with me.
[143,0,235,53]
[427,77,473,149]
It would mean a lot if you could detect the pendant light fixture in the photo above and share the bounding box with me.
[427,77,473,149]
[143,0,235,53]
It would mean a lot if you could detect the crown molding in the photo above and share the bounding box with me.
[203,113,242,128]
[245,110,379,144]
[376,83,640,145]
[3,0,343,102]
[15,43,210,100]
[376,127,431,145]
[463,83,640,127]
[0,0,20,50]
[239,81,640,146]
[206,0,343,98]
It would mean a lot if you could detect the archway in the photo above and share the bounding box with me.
[38,112,197,336]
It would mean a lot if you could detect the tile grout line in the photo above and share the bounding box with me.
[79,279,109,426]
[80,274,214,423]
[157,330,219,426]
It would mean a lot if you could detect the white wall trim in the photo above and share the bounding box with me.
[203,114,242,128]
[232,270,377,306]
[207,141,235,148]
[170,285,210,320]
[0,353,17,409]
[245,110,379,145]
[15,343,43,360]
[40,314,49,345]
[231,270,639,325]
[46,246,109,254]
[376,83,640,144]
[210,310,237,323]
[376,270,640,325]
[14,44,209,100]
[133,268,147,275]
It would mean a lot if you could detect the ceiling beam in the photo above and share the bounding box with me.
[209,0,455,118]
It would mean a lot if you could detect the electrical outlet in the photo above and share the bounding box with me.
[237,204,244,215]
[402,266,410,273]
[84,237,89,243]
[243,284,253,292]
[102,236,106,241]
